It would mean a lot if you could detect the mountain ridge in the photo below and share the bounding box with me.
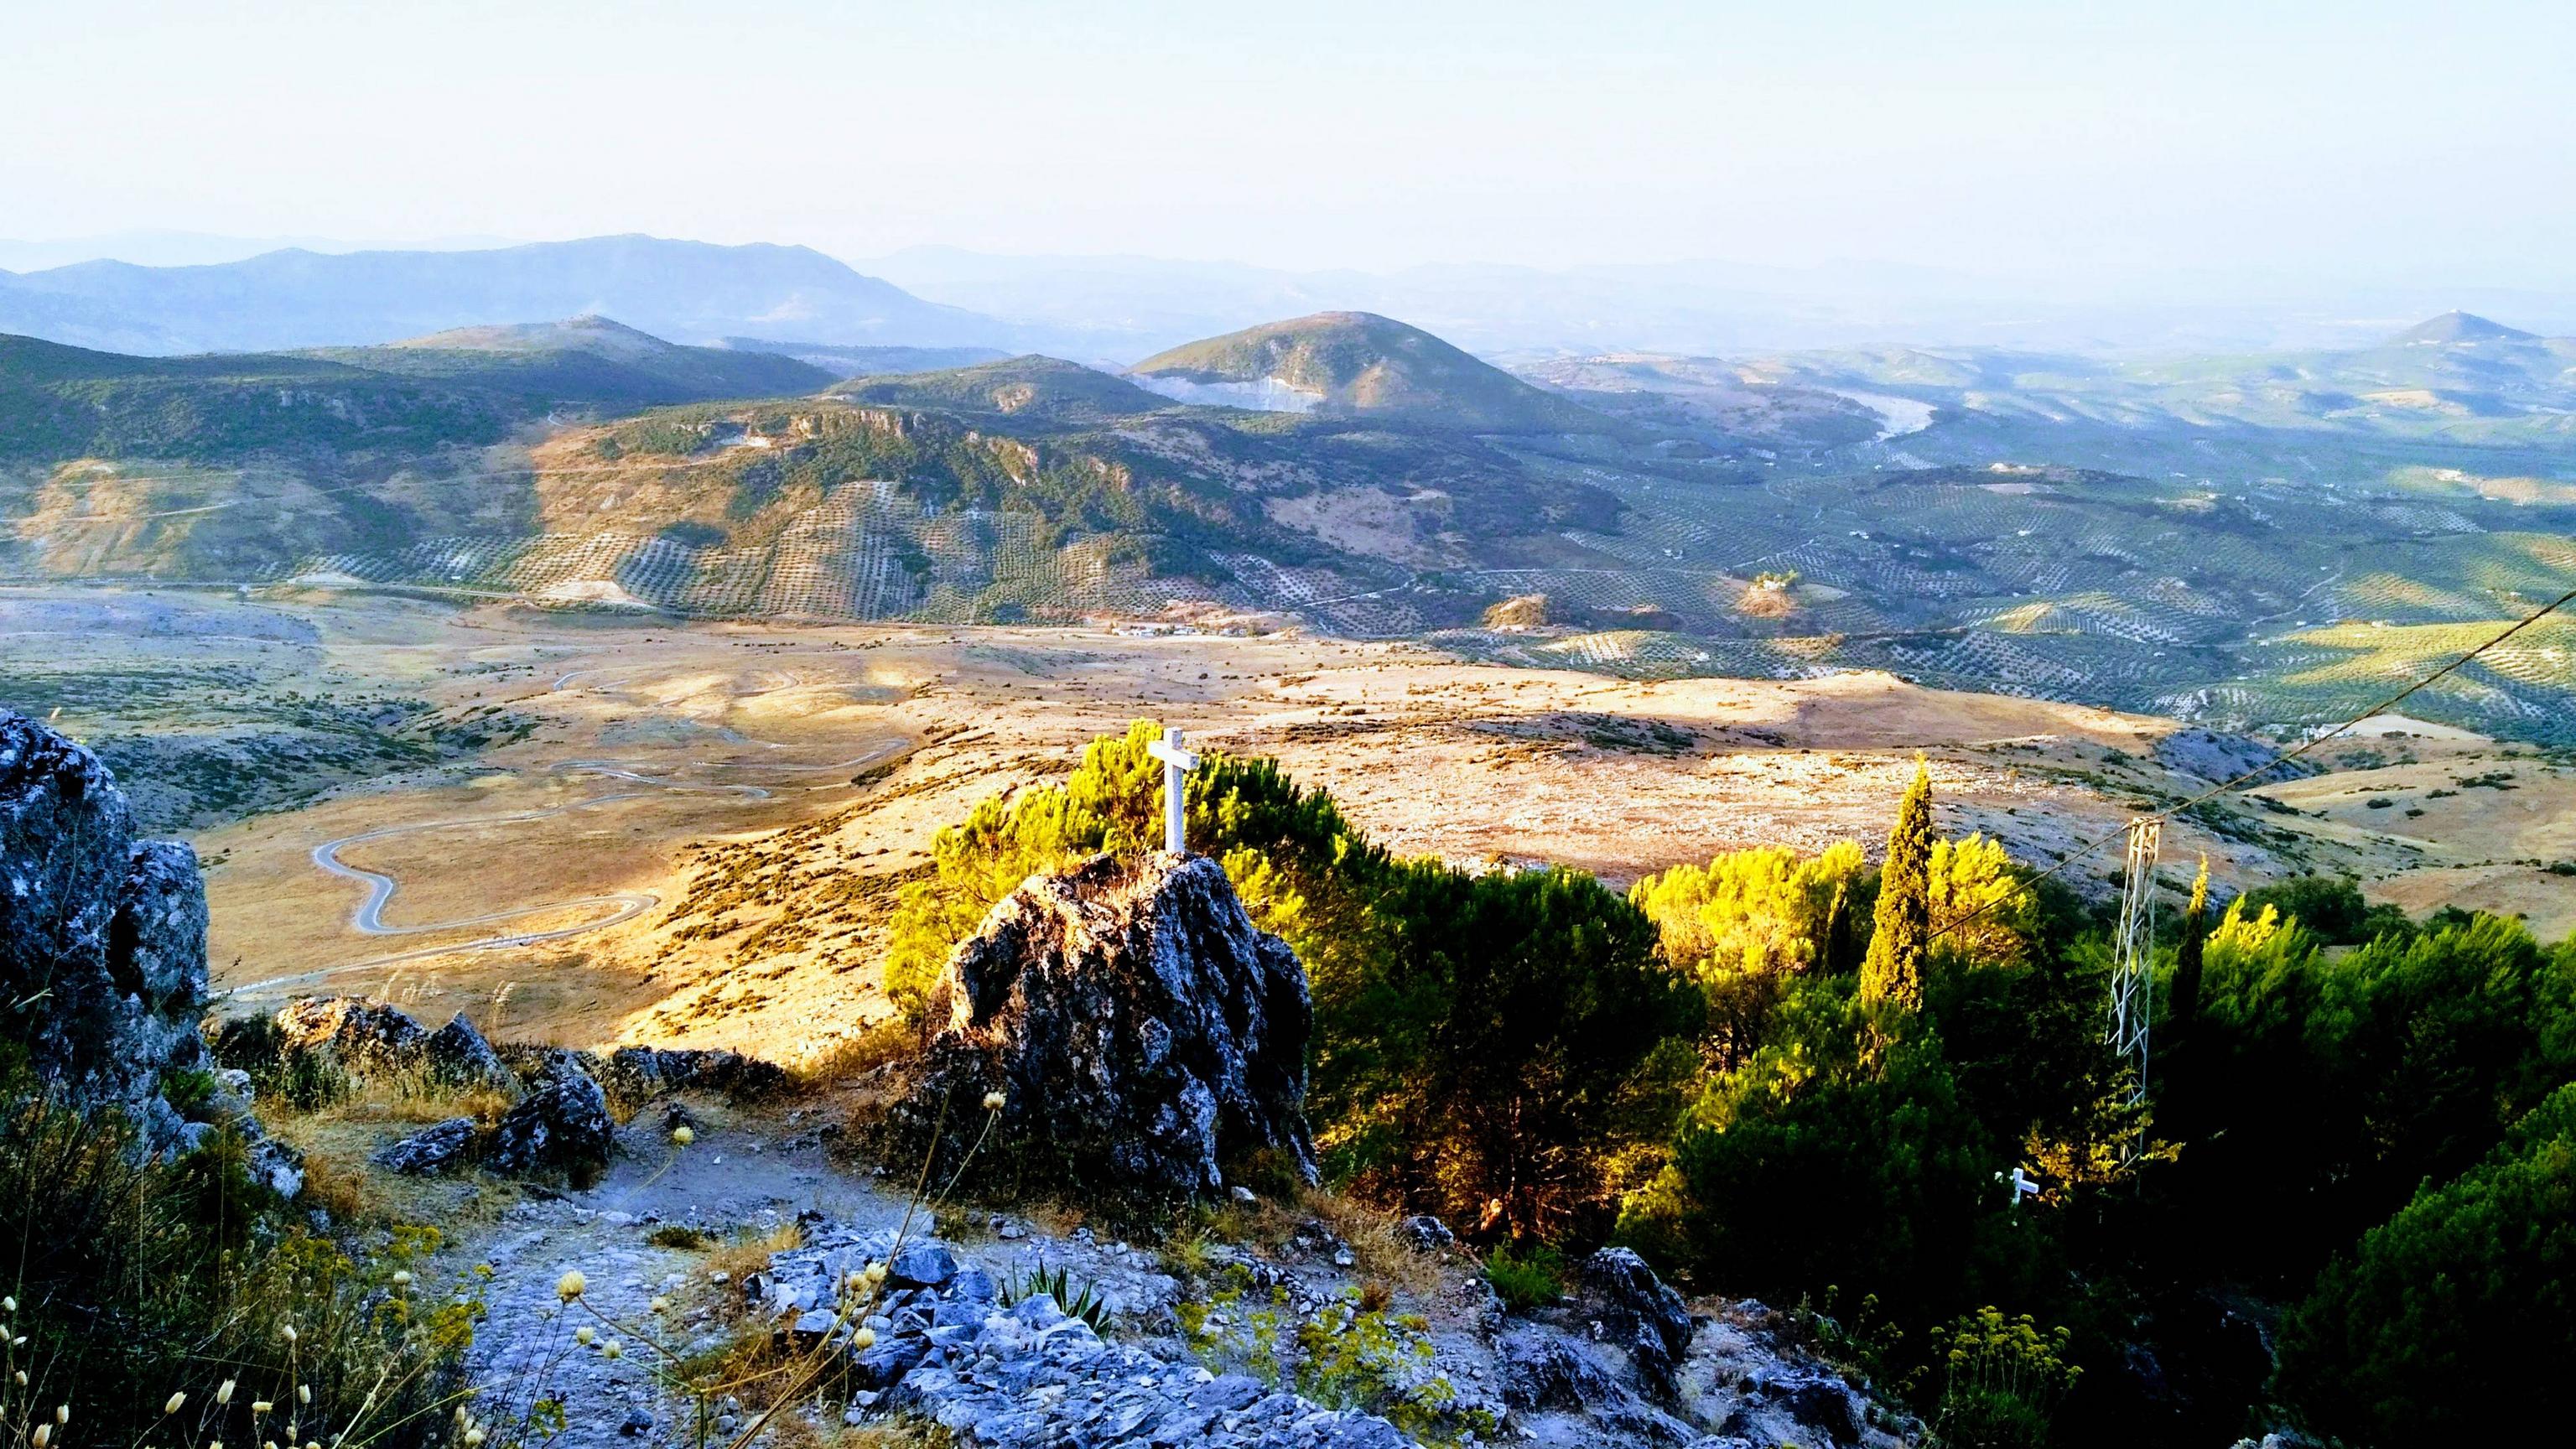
[0,236,1026,356]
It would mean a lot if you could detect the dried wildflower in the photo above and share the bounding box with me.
[33,1426,49,1449]
[556,1270,586,1302]
[670,1125,694,1145]
[850,1327,876,1350]
[600,1341,622,1360]
[863,1261,887,1285]
[55,1407,69,1426]
[574,1326,595,1346]
[983,1090,1006,1111]
[649,1296,670,1313]
[391,1270,413,1287]
[252,1401,274,1415]
[280,1324,298,1343]
[463,1431,486,1447]
[298,1386,311,1405]
[166,1392,189,1415]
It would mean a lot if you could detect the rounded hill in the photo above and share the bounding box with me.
[1130,310,1613,434]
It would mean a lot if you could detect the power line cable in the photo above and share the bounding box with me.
[1928,584,2576,943]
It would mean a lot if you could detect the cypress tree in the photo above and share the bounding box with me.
[2171,854,2210,1034]
[1861,761,1934,1009]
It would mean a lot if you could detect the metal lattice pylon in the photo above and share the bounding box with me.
[2106,817,2160,1144]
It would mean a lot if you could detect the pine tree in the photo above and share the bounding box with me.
[1861,761,1935,1009]
[2170,854,2210,1035]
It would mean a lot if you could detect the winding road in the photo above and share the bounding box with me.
[241,736,906,992]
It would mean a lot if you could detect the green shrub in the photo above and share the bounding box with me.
[2231,874,2410,946]
[2275,1081,2576,1443]
[1925,1306,2081,1449]
[1481,1242,1566,1311]
[2163,907,2576,1280]
[1619,976,1996,1321]
[0,1082,471,1447]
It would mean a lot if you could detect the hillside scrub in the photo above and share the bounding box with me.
[0,1062,473,1448]
[884,720,1697,1239]
[2274,1080,2576,1444]
[873,721,2576,1446]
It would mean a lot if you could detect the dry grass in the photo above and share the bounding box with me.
[791,1017,929,1088]
[1299,1187,1445,1298]
[700,1222,803,1322]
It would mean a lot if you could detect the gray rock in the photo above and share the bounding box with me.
[372,1116,478,1174]
[425,1013,512,1089]
[850,1333,928,1389]
[486,1067,613,1179]
[889,1240,958,1289]
[1584,1246,1696,1395]
[1191,1373,1267,1411]
[1727,1364,1863,1444]
[0,711,278,1175]
[273,996,430,1073]
[1501,1331,1623,1411]
[1397,1214,1456,1252]
[880,851,1317,1204]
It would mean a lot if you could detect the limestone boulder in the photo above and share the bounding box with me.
[881,851,1315,1204]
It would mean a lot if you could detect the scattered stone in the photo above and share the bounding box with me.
[1397,1214,1456,1252]
[372,1116,478,1175]
[616,1408,652,1437]
[880,852,1317,1204]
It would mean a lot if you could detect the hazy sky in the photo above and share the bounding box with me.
[7,0,2571,288]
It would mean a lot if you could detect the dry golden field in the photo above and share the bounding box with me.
[5,584,2560,1062]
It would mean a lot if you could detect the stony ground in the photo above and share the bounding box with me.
[382,1093,1906,1449]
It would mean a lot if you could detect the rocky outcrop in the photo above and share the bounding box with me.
[427,1012,514,1089]
[487,1062,615,1180]
[0,710,299,1193]
[1582,1247,1697,1396]
[274,996,432,1072]
[883,851,1316,1203]
[597,1045,788,1107]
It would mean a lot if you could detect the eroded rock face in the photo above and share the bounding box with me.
[1582,1247,1697,1396]
[885,851,1316,1203]
[0,711,293,1190]
[274,996,431,1072]
[488,1063,614,1180]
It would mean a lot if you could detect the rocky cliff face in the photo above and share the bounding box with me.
[885,851,1317,1203]
[0,709,296,1191]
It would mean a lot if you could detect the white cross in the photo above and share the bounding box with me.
[2007,1166,2041,1205]
[1145,726,1201,854]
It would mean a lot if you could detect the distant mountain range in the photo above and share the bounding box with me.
[865,247,2576,356]
[6,306,2572,744]
[0,236,1029,356]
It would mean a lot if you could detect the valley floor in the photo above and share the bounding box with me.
[2,584,2563,1062]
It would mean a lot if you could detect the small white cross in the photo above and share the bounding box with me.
[1145,726,1201,854]
[2007,1166,2041,1205]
